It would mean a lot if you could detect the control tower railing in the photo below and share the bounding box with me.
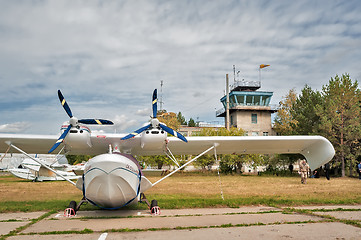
[216,104,278,117]
[230,80,261,91]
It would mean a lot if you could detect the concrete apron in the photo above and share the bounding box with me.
[0,211,47,236]
[2,205,361,239]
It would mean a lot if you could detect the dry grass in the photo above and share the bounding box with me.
[147,174,361,202]
[0,176,81,202]
[1,174,360,205]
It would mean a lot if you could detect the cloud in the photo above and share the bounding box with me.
[136,108,151,116]
[111,115,138,133]
[0,122,31,133]
[0,1,361,134]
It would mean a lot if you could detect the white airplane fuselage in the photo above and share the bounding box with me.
[78,153,149,209]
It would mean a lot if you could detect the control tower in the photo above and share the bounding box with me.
[216,79,277,136]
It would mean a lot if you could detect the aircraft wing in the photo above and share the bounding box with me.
[0,133,140,155]
[90,134,334,170]
[0,134,58,154]
[164,136,335,170]
[0,134,334,170]
[22,159,41,172]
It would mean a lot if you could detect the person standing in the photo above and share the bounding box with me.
[358,161,361,180]
[289,164,294,174]
[299,160,310,184]
[324,163,330,180]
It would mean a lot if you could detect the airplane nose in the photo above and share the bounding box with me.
[84,171,138,208]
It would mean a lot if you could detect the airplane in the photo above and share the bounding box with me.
[8,155,84,182]
[0,89,335,216]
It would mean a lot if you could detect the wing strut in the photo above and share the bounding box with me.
[164,147,180,167]
[5,142,76,186]
[214,146,224,200]
[50,146,66,166]
[152,144,219,186]
[0,144,11,163]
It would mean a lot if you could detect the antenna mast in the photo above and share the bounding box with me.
[160,80,164,112]
[233,65,236,85]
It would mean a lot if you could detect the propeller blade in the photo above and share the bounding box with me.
[159,123,188,142]
[48,125,71,153]
[121,124,151,140]
[78,119,114,125]
[58,90,73,118]
[152,89,157,118]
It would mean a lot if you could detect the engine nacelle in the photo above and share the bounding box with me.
[140,128,167,150]
[62,123,92,150]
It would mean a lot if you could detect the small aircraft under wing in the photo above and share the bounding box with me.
[0,89,335,215]
[8,157,83,182]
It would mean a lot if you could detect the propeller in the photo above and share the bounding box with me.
[121,89,188,142]
[48,90,114,153]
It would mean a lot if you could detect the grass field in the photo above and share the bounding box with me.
[1,173,361,212]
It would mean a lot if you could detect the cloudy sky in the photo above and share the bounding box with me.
[0,0,360,135]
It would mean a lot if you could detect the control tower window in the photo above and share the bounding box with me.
[254,95,261,105]
[251,113,257,124]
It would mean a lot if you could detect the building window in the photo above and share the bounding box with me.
[251,113,257,124]
[263,132,269,136]
[252,132,259,136]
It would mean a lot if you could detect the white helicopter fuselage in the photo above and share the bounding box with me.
[78,153,148,209]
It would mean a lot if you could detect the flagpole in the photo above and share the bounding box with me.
[259,64,270,83]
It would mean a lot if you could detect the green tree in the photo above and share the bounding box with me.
[274,89,298,135]
[316,74,361,177]
[138,155,173,169]
[177,112,187,125]
[291,85,322,135]
[198,127,245,136]
[193,154,215,171]
[266,154,303,172]
[188,118,196,127]
[66,155,92,165]
[196,127,265,174]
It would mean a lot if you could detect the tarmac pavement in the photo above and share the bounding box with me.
[1,205,361,239]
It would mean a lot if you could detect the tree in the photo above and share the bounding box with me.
[193,154,215,171]
[177,112,187,125]
[138,155,173,169]
[316,74,361,177]
[291,85,322,135]
[157,112,180,131]
[196,127,265,174]
[274,89,298,135]
[188,118,196,127]
[266,154,303,172]
[66,155,92,165]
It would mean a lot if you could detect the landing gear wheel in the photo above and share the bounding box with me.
[64,200,77,217]
[69,200,77,210]
[150,199,160,215]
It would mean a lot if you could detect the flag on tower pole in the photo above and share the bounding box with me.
[259,64,270,82]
